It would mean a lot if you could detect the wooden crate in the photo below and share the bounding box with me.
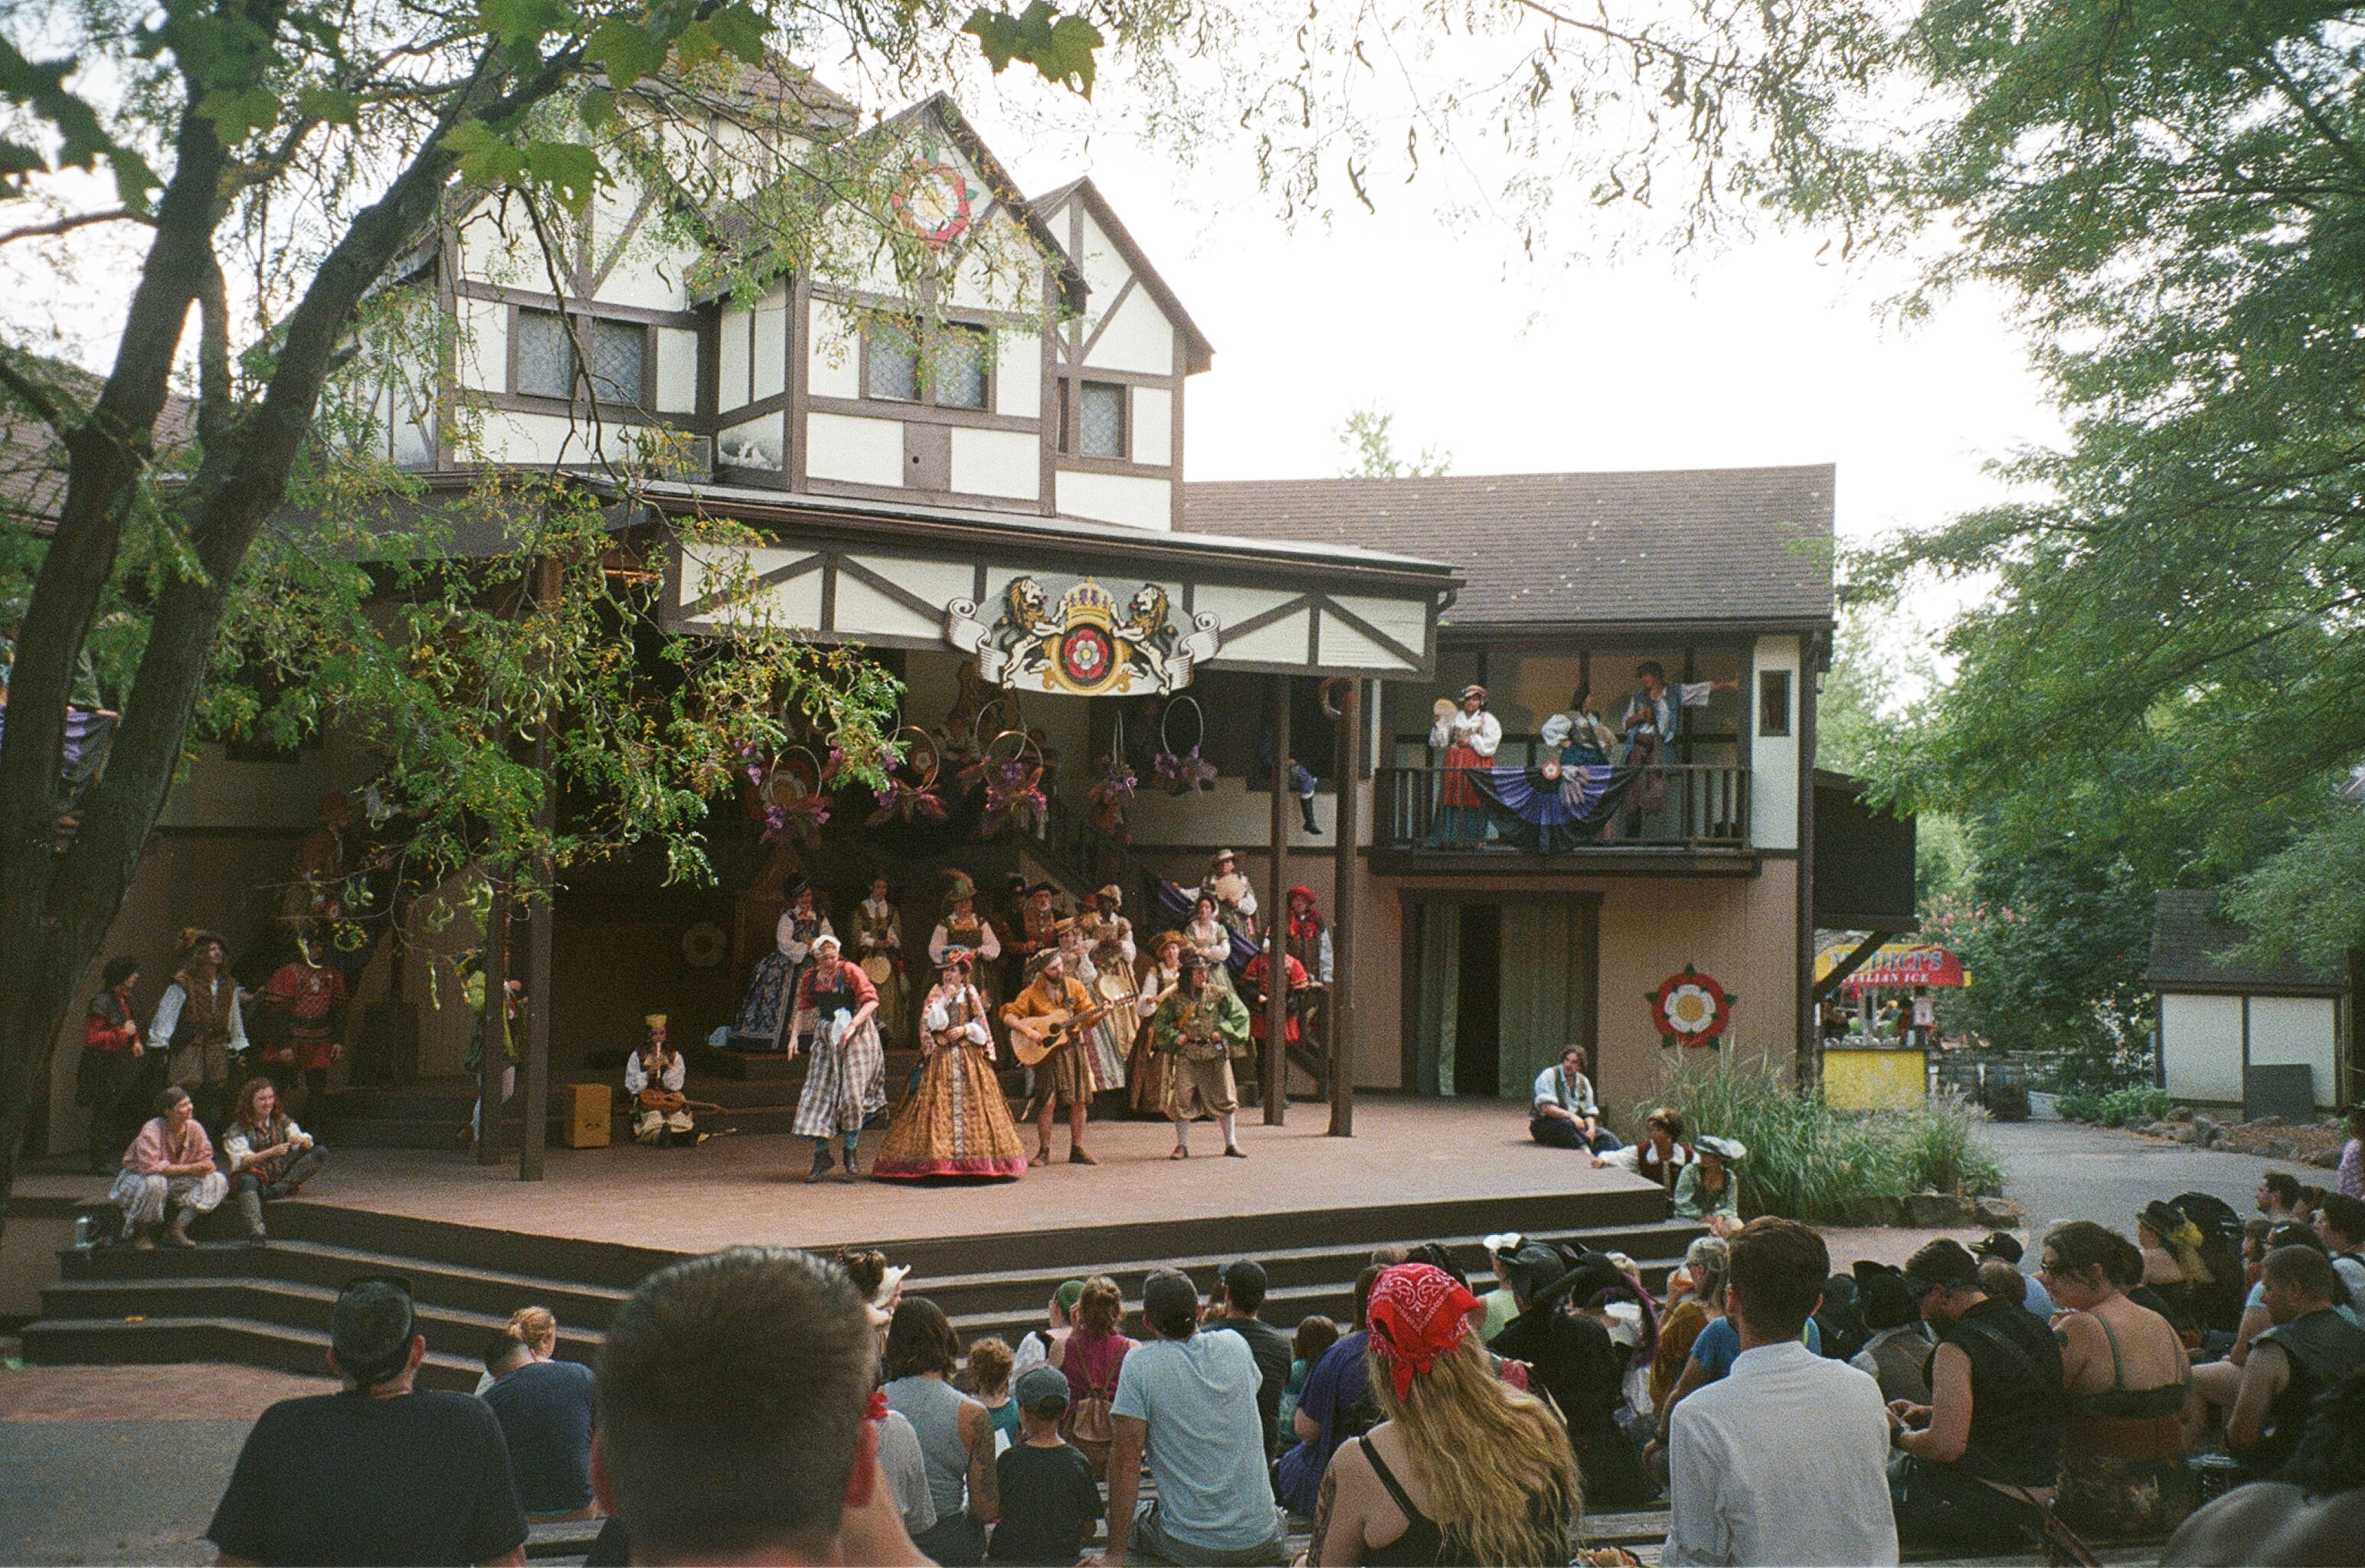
[563,1081,613,1148]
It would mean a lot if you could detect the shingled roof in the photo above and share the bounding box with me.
[2147,889,2346,996]
[1182,465,1835,632]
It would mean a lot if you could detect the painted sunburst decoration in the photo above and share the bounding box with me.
[891,160,973,249]
[1650,965,1735,1046]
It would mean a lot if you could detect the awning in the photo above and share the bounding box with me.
[1815,942,1969,989]
[635,478,1457,686]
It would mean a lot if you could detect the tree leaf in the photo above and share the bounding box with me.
[198,84,282,143]
[522,138,604,213]
[295,86,362,126]
[584,15,668,89]
[963,2,1104,97]
[0,37,160,208]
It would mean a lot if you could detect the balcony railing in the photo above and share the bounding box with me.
[1375,763,1752,853]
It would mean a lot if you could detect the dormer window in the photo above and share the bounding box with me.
[515,309,645,406]
[862,319,990,407]
[1078,381,1127,458]
[865,322,921,401]
[936,328,988,408]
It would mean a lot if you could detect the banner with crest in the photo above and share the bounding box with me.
[945,576,1222,695]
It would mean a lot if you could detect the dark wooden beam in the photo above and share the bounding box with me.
[1264,675,1290,1127]
[1330,679,1362,1138]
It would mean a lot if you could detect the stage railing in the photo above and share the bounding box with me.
[1375,763,1752,851]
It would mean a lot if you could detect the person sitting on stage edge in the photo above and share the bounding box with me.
[222,1076,324,1243]
[1592,1105,1691,1192]
[1311,1262,1576,1567]
[624,1014,696,1148]
[590,1247,927,1568]
[1003,949,1105,1168]
[883,1297,1001,1566]
[1148,952,1252,1161]
[112,1084,228,1249]
[990,1367,1104,1567]
[1094,1269,1292,1568]
[1529,1044,1621,1155]
[1674,1136,1745,1236]
[482,1331,600,1521]
[1888,1238,2066,1555]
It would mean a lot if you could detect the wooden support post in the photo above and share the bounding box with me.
[1330,679,1361,1137]
[1795,633,1823,1096]
[1264,676,1290,1125]
[476,874,508,1165]
[520,731,554,1181]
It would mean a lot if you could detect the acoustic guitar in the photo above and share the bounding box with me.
[1007,1002,1114,1067]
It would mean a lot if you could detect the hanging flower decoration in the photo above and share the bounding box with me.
[1088,751,1137,841]
[1649,965,1735,1047]
[868,779,948,827]
[982,753,1047,836]
[1152,745,1217,795]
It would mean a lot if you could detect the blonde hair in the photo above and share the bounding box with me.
[1366,1334,1575,1566]
[965,1335,1014,1397]
[509,1305,558,1357]
[1074,1276,1124,1336]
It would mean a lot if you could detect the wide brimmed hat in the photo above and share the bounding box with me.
[941,872,979,912]
[1025,880,1059,897]
[1460,684,1487,703]
[1149,928,1186,954]
[1211,848,1236,864]
[1096,884,1122,904]
[937,946,974,969]
[1027,949,1065,975]
[1177,950,1212,971]
[1696,1135,1748,1163]
[1499,1243,1568,1303]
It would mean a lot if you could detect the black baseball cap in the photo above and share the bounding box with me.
[1968,1231,2023,1265]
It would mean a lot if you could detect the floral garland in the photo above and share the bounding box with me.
[981,754,1046,836]
[868,778,948,827]
[1151,745,1217,795]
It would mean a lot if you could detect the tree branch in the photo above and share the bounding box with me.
[0,207,149,247]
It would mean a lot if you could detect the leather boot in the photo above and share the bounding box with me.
[236,1187,267,1243]
[1300,795,1320,835]
[805,1145,835,1183]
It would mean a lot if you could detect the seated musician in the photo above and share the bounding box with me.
[624,1014,695,1148]
[1147,953,1252,1161]
[1003,949,1106,1169]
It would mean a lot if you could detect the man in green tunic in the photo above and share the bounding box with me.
[1148,953,1251,1161]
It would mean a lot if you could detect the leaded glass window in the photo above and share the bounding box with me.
[1078,381,1127,458]
[866,322,920,401]
[587,318,644,405]
[515,309,574,399]
[936,328,989,407]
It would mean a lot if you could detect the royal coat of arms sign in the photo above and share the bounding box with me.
[945,577,1222,695]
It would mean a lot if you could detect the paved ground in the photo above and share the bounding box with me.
[1983,1117,2311,1245]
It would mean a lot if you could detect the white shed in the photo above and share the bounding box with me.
[2148,890,2350,1116]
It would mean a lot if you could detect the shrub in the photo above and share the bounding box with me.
[2058,1084,2169,1127]
[1642,1053,2005,1224]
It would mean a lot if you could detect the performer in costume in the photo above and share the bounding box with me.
[1147,953,1252,1159]
[1241,934,1311,1081]
[1618,661,1736,754]
[1542,687,1618,770]
[727,879,829,1052]
[1055,918,1127,1092]
[937,707,984,805]
[1078,886,1140,1068]
[152,929,248,1130]
[79,956,146,1175]
[1009,881,1061,987]
[854,876,908,1048]
[872,949,1029,1180]
[1429,683,1501,842]
[790,934,886,1181]
[624,1014,695,1146]
[257,929,346,1107]
[1130,930,1189,1119]
[1201,849,1258,944]
[928,873,1003,1018]
[1284,886,1333,1058]
[1182,893,1237,995]
[1002,949,1104,1167]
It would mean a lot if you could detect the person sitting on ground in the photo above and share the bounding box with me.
[1490,1243,1656,1508]
[1888,1237,2066,1553]
[1592,1105,1692,1193]
[111,1084,228,1250]
[1012,1279,1084,1379]
[1093,1269,1291,1567]
[1278,1265,1386,1516]
[1204,1258,1296,1465]
[221,1076,323,1243]
[2038,1220,2193,1538]
[1056,1275,1134,1481]
[2258,1171,2304,1227]
[590,1246,928,1568]
[1279,1315,1340,1453]
[964,1335,1021,1449]
[1664,1218,1897,1568]
[1652,1237,1728,1413]
[476,1305,561,1396]
[481,1331,599,1521]
[2162,1362,2365,1566]
[1673,1135,1745,1236]
[208,1277,528,1566]
[1529,1044,1621,1155]
[1969,1231,2056,1317]
[624,1014,695,1147]
[2316,1193,2365,1307]
[1312,1263,1576,1566]
[1850,1262,1935,1406]
[990,1366,1103,1567]
[883,1297,1000,1566]
[2218,1244,2365,1481]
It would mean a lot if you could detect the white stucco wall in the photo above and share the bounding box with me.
[806,412,905,487]
[1055,469,1169,530]
[2161,992,2246,1105]
[1751,633,1801,851]
[950,427,1039,500]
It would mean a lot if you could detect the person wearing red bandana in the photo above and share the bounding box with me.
[1310,1263,1575,1566]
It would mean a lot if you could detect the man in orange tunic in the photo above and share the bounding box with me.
[1002,950,1102,1168]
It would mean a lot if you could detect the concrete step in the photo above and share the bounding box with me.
[39,1272,608,1362]
[17,1313,485,1391]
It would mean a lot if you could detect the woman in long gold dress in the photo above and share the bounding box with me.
[872,949,1029,1180]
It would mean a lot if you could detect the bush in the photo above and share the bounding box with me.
[2057,1084,2169,1127]
[1643,1053,2005,1225]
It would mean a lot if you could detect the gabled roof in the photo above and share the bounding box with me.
[876,95,1086,316]
[1,358,195,536]
[1031,176,1214,374]
[2147,889,2346,996]
[1182,465,1836,632]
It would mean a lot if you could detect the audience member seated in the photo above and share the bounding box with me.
[2318,1194,2365,1306]
[1011,1278,1084,1379]
[990,1367,1101,1566]
[1094,1269,1291,1567]
[1591,1106,1693,1194]
[880,1403,939,1547]
[476,1305,561,1396]
[1528,1045,1622,1154]
[208,1277,528,1566]
[1978,1260,2035,1315]
[1056,1275,1134,1481]
[1664,1218,1897,1567]
[1279,1316,1340,1453]
[1476,1234,1525,1341]
[221,1076,324,1243]
[964,1336,1020,1449]
[1889,1237,2066,1555]
[1651,1238,1728,1413]
[1277,1265,1385,1516]
[2038,1220,2193,1537]
[1969,1231,2056,1317]
[2163,1362,2365,1566]
[2227,1220,2275,1365]
[1312,1263,1575,1566]
[1489,1243,1655,1508]
[481,1331,599,1521]
[111,1085,228,1249]
[2141,1198,2242,1337]
[1849,1262,1935,1406]
[590,1246,927,1568]
[883,1297,1000,1566]
[1205,1259,1296,1465]
[2218,1244,2365,1481]
[2255,1171,2304,1227]
[1813,1271,1870,1364]
[1673,1136,1745,1237]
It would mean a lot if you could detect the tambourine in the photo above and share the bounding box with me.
[861,953,895,985]
[1432,697,1457,720]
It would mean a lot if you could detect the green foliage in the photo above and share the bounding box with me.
[964,2,1104,96]
[1643,1055,2004,1224]
[1336,404,1449,479]
[2055,1086,2169,1129]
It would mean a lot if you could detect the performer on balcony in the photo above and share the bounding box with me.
[1202,849,1258,942]
[1130,929,1189,1119]
[790,934,885,1182]
[1147,953,1251,1160]
[1002,949,1103,1167]
[1618,662,1736,760]
[874,948,1029,1181]
[855,876,908,1048]
[1429,684,1500,842]
[728,879,829,1053]
[1542,688,1618,770]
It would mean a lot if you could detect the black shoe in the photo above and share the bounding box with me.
[1300,798,1321,835]
[806,1148,835,1183]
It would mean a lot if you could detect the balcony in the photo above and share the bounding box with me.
[1372,762,1756,874]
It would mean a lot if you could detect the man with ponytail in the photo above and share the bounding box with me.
[1310,1263,1575,1566]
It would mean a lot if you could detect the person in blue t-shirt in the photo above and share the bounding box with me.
[1971,1231,2057,1318]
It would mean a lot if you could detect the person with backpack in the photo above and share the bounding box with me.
[1055,1276,1133,1481]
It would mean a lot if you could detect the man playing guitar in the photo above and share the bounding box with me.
[1002,949,1111,1168]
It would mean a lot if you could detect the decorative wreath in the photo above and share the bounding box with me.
[891,159,973,249]
[1650,965,1735,1046]
[681,921,728,970]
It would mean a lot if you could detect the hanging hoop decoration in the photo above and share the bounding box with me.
[1649,965,1735,1047]
[870,723,951,828]
[1321,678,1356,721]
[981,729,1047,836]
[751,744,830,844]
[975,692,1025,740]
[1152,695,1217,795]
[892,724,942,791]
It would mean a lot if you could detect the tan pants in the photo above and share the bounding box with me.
[1169,1055,1239,1118]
